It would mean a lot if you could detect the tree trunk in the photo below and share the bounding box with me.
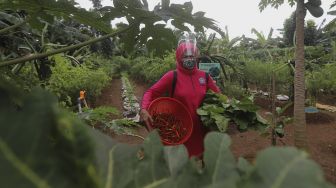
[294,0,308,149]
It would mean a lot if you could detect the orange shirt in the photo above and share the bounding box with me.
[79,90,85,99]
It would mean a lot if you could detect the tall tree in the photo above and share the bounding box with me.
[293,0,308,149]
[259,0,323,149]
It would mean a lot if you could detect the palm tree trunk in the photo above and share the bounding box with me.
[294,0,308,149]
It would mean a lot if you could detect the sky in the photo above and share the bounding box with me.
[75,0,335,39]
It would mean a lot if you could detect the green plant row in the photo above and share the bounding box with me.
[121,73,140,116]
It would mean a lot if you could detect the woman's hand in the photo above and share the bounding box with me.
[140,109,153,130]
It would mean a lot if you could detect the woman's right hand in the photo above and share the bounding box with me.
[140,109,153,130]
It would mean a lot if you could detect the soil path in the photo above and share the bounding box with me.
[94,78,148,145]
[95,78,123,118]
[229,109,336,183]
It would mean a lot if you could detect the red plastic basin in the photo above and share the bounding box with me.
[148,97,193,145]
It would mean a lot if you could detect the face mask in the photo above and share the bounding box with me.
[182,59,196,70]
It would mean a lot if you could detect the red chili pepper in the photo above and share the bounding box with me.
[152,113,186,143]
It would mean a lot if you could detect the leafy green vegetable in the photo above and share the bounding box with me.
[197,90,268,132]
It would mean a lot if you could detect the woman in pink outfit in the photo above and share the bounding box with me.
[140,39,220,158]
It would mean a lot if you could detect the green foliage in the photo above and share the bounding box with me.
[106,132,333,188]
[261,102,293,142]
[222,81,248,99]
[105,119,143,139]
[237,60,291,93]
[0,82,333,188]
[1,0,224,67]
[81,106,119,125]
[259,0,296,11]
[121,73,138,108]
[129,52,175,84]
[110,56,132,77]
[109,118,141,128]
[282,12,296,47]
[10,63,42,90]
[83,54,115,77]
[46,54,110,106]
[0,0,112,32]
[0,85,100,188]
[197,91,267,132]
[305,1,324,18]
[306,63,336,96]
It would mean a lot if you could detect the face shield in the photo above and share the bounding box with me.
[177,32,198,70]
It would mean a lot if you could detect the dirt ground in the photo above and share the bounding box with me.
[94,78,149,145]
[95,78,336,184]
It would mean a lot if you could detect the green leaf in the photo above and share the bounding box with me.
[235,97,259,112]
[203,104,225,114]
[134,131,170,187]
[233,116,249,131]
[203,132,240,186]
[2,0,112,33]
[256,113,269,125]
[201,115,215,128]
[327,10,336,15]
[197,108,209,116]
[275,124,284,138]
[101,7,124,21]
[247,147,333,188]
[107,143,139,188]
[171,19,190,31]
[164,158,206,187]
[85,127,118,185]
[237,157,253,176]
[120,22,140,53]
[0,88,100,188]
[276,107,282,115]
[211,114,230,132]
[217,94,228,103]
[193,11,205,17]
[163,145,188,177]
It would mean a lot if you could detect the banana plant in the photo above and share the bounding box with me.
[209,26,242,57]
[250,28,280,61]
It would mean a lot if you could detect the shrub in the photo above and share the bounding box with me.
[46,54,110,106]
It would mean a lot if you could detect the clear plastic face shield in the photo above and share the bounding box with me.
[178,32,197,70]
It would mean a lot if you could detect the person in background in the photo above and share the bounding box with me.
[78,90,88,113]
[140,33,220,158]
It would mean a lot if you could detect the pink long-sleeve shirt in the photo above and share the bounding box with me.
[141,42,220,157]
